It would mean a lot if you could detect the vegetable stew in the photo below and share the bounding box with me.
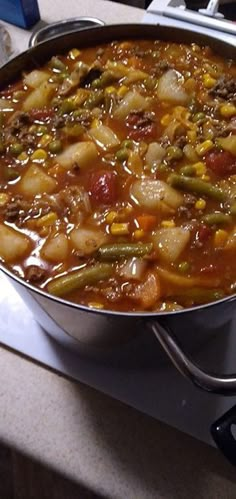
[0,39,236,312]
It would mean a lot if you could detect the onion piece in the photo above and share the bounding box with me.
[120,257,147,280]
[157,69,190,105]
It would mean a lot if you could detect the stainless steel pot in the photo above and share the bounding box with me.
[1,23,236,463]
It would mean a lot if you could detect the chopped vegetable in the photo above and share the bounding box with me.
[168,174,225,201]
[152,227,190,263]
[47,263,113,297]
[157,69,190,105]
[98,243,153,261]
[131,179,183,212]
[56,141,98,170]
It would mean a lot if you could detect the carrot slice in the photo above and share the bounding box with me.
[137,215,157,232]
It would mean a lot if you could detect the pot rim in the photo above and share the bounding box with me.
[1,23,236,319]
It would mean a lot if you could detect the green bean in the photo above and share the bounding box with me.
[91,78,102,89]
[202,213,232,226]
[171,288,225,305]
[58,99,76,115]
[83,90,104,110]
[48,140,62,154]
[168,173,226,202]
[49,56,67,73]
[179,165,196,177]
[166,146,183,161]
[47,263,113,298]
[98,243,153,261]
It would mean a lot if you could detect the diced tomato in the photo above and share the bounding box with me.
[197,225,212,243]
[126,112,157,141]
[30,108,55,122]
[89,170,117,205]
[205,150,236,177]
[137,215,157,231]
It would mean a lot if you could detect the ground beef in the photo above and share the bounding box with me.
[52,115,66,129]
[18,131,35,147]
[174,135,187,149]
[126,110,155,129]
[209,76,236,102]
[25,265,47,283]
[151,60,173,76]
[4,201,20,222]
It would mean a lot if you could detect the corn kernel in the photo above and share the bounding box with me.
[133,229,145,240]
[105,86,116,94]
[220,103,236,118]
[195,140,214,157]
[91,118,101,128]
[38,134,52,147]
[202,74,216,89]
[187,130,197,143]
[17,151,29,163]
[110,223,129,236]
[195,198,206,210]
[117,85,128,97]
[214,229,228,248]
[161,220,176,228]
[36,212,58,228]
[161,114,171,126]
[68,48,81,60]
[193,161,206,176]
[31,149,48,163]
[0,192,9,207]
[106,211,118,224]
[88,302,104,309]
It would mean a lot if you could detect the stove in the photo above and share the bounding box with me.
[1,1,236,447]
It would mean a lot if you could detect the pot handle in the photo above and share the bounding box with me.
[150,321,236,396]
[211,405,236,466]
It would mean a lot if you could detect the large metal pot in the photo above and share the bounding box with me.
[1,23,236,462]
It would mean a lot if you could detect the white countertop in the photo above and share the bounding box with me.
[1,1,236,497]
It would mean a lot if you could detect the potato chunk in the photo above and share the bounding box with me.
[114,90,149,120]
[41,233,69,262]
[0,224,31,262]
[152,227,190,263]
[56,141,98,170]
[23,81,55,111]
[157,69,190,105]
[70,227,107,256]
[89,125,120,150]
[19,165,57,197]
[130,179,183,213]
